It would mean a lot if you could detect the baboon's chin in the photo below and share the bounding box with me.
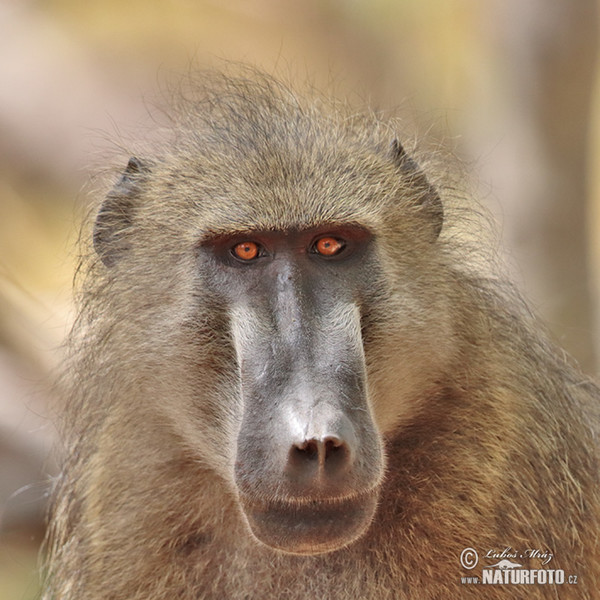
[239,490,378,555]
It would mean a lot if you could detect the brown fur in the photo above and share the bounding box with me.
[43,71,600,599]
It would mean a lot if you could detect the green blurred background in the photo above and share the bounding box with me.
[1,0,600,597]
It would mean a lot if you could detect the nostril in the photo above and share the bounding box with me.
[292,436,349,469]
[294,439,320,460]
[324,437,343,459]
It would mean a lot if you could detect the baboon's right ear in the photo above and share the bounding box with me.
[94,157,149,267]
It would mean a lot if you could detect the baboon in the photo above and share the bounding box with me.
[44,71,600,599]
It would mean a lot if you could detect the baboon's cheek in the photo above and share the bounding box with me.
[238,490,379,555]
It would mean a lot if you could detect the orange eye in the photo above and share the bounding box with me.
[233,241,260,261]
[314,236,345,256]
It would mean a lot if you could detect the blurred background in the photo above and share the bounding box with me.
[1,0,599,597]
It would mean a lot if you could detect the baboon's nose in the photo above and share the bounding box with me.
[288,435,353,480]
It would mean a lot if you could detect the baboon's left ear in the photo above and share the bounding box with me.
[94,157,150,267]
[389,139,443,239]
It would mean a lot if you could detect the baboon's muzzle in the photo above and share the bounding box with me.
[231,266,384,555]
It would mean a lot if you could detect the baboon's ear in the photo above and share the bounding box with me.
[389,139,443,239]
[94,157,149,267]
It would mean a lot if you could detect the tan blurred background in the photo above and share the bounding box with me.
[1,0,600,597]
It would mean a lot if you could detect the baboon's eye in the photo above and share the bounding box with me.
[232,241,261,261]
[313,236,346,257]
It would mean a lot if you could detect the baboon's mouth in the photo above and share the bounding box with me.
[239,489,379,555]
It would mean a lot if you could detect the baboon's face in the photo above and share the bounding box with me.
[93,123,445,556]
[199,224,384,554]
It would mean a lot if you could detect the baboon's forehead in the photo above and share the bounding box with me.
[148,76,408,235]
[194,197,384,236]
[148,137,400,234]
[173,184,387,235]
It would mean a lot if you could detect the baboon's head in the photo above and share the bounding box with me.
[92,75,451,555]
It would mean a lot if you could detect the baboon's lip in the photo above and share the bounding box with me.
[239,488,379,555]
[239,485,378,509]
